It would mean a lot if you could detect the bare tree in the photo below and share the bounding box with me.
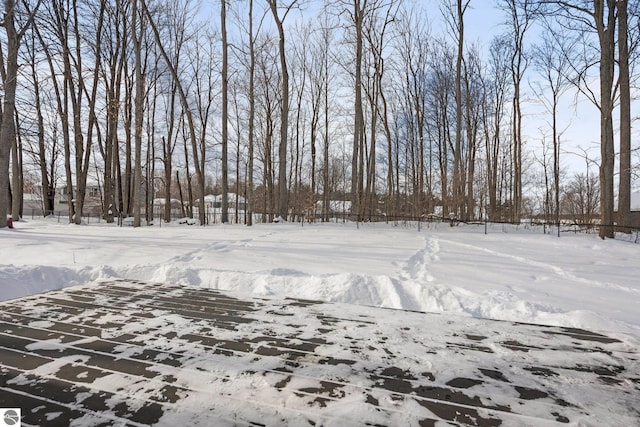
[339,0,366,221]
[443,0,470,219]
[228,0,264,225]
[305,22,325,216]
[267,0,298,220]
[142,0,206,225]
[221,0,229,223]
[254,34,280,221]
[498,0,538,223]
[426,41,455,218]
[132,0,144,227]
[462,45,483,221]
[189,29,219,222]
[563,172,600,225]
[97,1,128,222]
[395,6,432,218]
[542,1,617,238]
[483,36,511,221]
[310,12,337,222]
[592,0,616,238]
[531,31,572,232]
[246,0,258,225]
[10,109,23,221]
[34,0,101,224]
[361,1,398,219]
[154,1,190,223]
[289,22,309,218]
[21,28,59,216]
[617,0,630,230]
[0,0,41,227]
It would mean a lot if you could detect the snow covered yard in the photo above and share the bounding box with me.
[1,218,639,337]
[1,220,639,425]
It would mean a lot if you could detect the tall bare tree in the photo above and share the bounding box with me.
[360,1,397,219]
[617,0,630,230]
[221,0,230,223]
[132,0,144,227]
[342,0,366,221]
[532,32,572,232]
[267,0,298,220]
[0,0,40,227]
[97,1,128,223]
[443,0,470,218]
[247,0,257,225]
[499,0,537,223]
[426,41,455,218]
[589,0,616,239]
[543,0,617,239]
[462,45,483,220]
[395,6,431,218]
[42,0,105,224]
[154,1,189,223]
[142,0,206,225]
[22,27,58,215]
[483,36,511,221]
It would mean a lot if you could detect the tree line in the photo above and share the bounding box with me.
[0,0,638,238]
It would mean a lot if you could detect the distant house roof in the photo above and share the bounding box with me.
[153,198,182,206]
[315,200,352,212]
[201,193,246,204]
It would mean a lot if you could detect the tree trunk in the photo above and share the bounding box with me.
[617,0,630,231]
[247,0,255,226]
[132,0,144,227]
[221,0,229,224]
[453,0,467,219]
[103,8,126,223]
[30,46,54,215]
[351,1,364,221]
[11,114,22,221]
[501,0,535,223]
[0,0,20,227]
[123,67,133,216]
[596,0,616,239]
[268,1,291,220]
[323,28,330,221]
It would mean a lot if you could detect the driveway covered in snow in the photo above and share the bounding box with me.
[0,280,638,426]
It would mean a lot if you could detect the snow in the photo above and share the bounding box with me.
[4,278,637,426]
[1,221,639,425]
[1,219,639,339]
